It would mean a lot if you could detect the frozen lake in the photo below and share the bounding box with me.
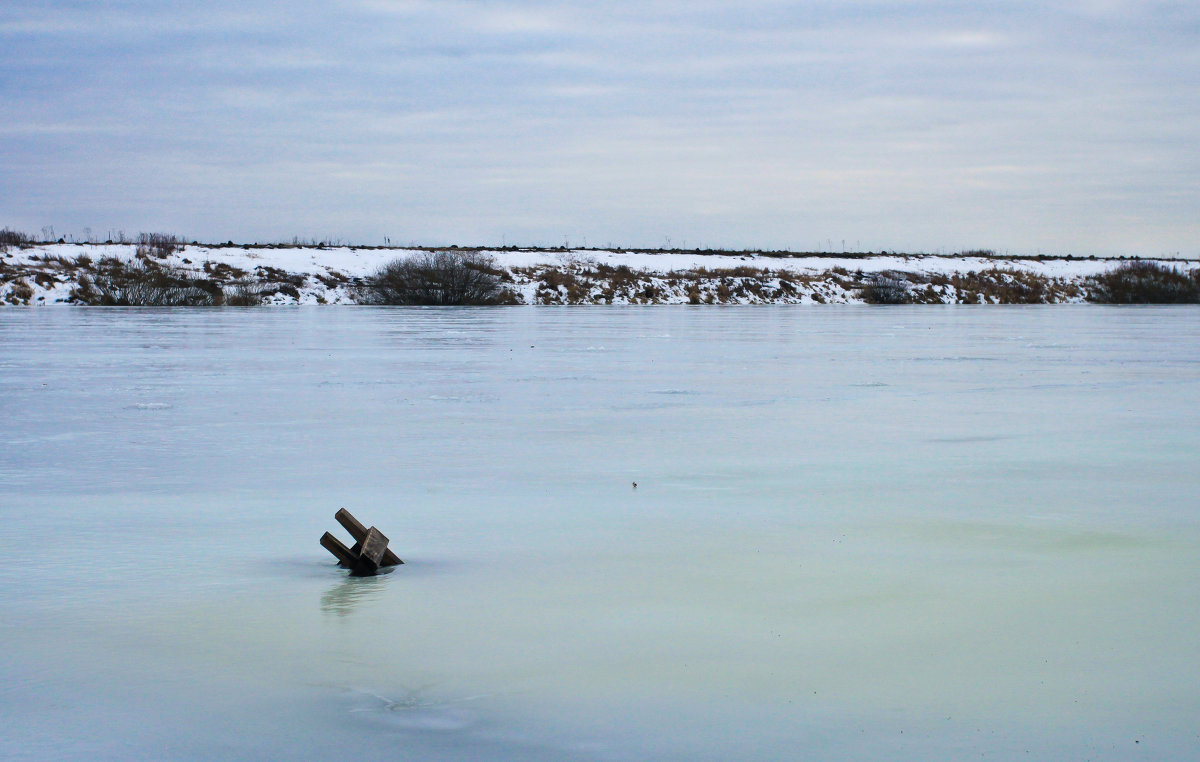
[2,306,1198,760]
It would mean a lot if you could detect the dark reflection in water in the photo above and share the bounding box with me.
[320,570,392,617]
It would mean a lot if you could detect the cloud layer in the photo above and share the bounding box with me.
[3,1,1197,254]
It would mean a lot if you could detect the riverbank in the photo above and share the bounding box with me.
[2,242,1197,305]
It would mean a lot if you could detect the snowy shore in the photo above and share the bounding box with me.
[2,242,1197,305]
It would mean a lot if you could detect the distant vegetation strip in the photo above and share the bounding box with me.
[0,226,1172,262]
[2,230,1198,306]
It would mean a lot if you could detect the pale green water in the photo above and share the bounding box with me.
[1,306,1198,759]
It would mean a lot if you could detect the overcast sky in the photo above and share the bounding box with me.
[2,1,1197,254]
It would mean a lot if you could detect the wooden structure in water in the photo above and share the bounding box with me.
[320,508,403,576]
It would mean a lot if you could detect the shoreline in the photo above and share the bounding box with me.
[3,242,1198,306]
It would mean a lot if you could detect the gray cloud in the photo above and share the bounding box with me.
[2,0,1197,253]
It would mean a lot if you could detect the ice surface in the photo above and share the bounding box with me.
[1,306,1198,760]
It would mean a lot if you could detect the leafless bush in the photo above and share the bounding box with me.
[223,284,266,306]
[203,261,248,280]
[364,250,511,305]
[313,270,352,289]
[1,228,31,251]
[1087,261,1199,304]
[861,273,910,304]
[253,265,307,287]
[537,268,594,303]
[136,232,181,260]
[71,259,222,306]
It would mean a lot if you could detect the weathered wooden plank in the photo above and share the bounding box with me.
[360,527,388,564]
[335,508,403,566]
[335,507,369,539]
[320,532,358,568]
[351,527,389,576]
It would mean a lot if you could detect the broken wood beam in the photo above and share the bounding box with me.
[351,527,389,576]
[320,532,358,568]
[321,509,404,574]
[335,508,403,566]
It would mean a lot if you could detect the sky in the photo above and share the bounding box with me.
[2,1,1198,255]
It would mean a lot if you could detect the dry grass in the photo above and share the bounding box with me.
[887,269,1076,304]
[861,273,910,304]
[1087,261,1199,304]
[9,241,1189,306]
[4,279,34,305]
[136,232,181,260]
[0,228,31,251]
[223,284,267,306]
[70,259,224,306]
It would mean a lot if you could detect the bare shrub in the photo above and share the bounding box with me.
[944,269,1051,304]
[537,268,592,303]
[861,273,910,304]
[72,259,222,306]
[365,251,511,305]
[203,261,248,280]
[223,284,266,306]
[1087,261,1199,304]
[136,232,181,260]
[4,279,35,304]
[313,270,352,289]
[594,264,640,289]
[267,283,301,300]
[1,228,32,250]
[254,265,307,287]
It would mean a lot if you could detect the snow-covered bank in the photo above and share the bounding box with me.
[2,242,1198,305]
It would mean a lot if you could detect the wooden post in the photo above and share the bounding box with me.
[335,507,368,537]
[335,508,403,566]
[351,527,389,576]
[321,509,404,573]
[320,532,357,568]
